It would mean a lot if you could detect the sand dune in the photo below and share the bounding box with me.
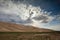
[0,21,54,32]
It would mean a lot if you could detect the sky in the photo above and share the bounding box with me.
[0,0,60,31]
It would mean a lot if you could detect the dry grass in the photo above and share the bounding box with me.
[0,32,60,40]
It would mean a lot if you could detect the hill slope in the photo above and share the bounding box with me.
[0,22,54,32]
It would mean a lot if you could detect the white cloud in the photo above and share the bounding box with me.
[47,25,60,31]
[0,0,59,31]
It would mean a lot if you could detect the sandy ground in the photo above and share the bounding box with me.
[0,21,53,32]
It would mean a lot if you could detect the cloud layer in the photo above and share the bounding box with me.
[0,0,60,31]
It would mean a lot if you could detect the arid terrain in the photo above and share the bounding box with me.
[0,22,60,40]
[0,21,53,32]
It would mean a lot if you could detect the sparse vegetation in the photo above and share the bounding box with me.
[0,32,60,40]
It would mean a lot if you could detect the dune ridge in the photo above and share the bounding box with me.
[0,22,54,32]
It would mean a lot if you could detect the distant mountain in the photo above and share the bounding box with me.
[0,22,54,32]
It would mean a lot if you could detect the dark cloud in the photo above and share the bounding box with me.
[32,15,50,23]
